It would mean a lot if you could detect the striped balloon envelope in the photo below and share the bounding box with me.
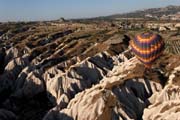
[130,32,165,68]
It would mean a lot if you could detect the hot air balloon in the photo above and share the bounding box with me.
[130,32,165,68]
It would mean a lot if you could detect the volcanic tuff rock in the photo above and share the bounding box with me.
[43,56,160,120]
[0,21,131,119]
[143,65,180,120]
[0,21,180,120]
[44,54,180,120]
[0,109,17,120]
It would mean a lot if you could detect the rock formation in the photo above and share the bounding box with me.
[0,21,179,120]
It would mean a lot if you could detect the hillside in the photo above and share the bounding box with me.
[105,5,180,19]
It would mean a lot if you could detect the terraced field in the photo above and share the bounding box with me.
[164,33,180,55]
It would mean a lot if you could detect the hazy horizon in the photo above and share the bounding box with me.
[0,0,180,22]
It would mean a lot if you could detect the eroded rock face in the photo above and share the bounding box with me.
[44,51,122,108]
[43,57,161,120]
[0,55,30,103]
[5,47,19,65]
[0,109,17,120]
[143,65,180,120]
[44,54,180,120]
[0,21,180,120]
[0,22,134,119]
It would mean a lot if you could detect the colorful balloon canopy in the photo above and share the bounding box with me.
[130,32,165,68]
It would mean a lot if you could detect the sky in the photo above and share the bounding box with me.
[0,0,180,22]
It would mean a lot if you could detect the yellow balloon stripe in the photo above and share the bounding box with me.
[136,34,157,43]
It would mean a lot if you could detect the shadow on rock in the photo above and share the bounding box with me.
[0,109,17,120]
[43,111,73,120]
[1,73,56,120]
[112,78,153,120]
